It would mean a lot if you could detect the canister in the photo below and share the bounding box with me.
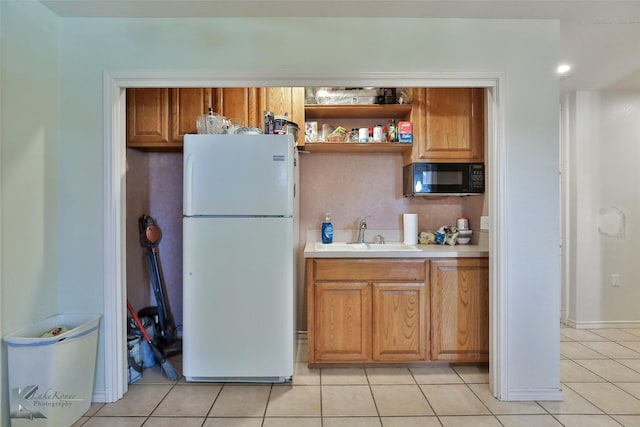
[456,217,469,230]
[274,115,288,135]
[358,127,369,142]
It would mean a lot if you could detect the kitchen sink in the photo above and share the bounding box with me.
[314,242,420,251]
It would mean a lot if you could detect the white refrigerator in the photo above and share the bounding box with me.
[182,134,298,382]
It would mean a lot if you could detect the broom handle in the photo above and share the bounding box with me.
[127,300,153,344]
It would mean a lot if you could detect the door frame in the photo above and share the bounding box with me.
[103,70,507,401]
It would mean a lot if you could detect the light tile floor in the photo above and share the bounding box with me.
[74,325,640,426]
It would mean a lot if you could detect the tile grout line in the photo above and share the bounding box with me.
[409,366,438,418]
[565,334,640,420]
[80,328,640,425]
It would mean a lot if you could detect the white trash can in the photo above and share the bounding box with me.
[4,314,101,427]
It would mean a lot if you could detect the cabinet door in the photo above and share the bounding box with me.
[259,87,305,146]
[372,282,428,361]
[414,88,484,162]
[313,281,371,362]
[212,87,261,129]
[127,88,170,147]
[430,258,489,362]
[169,88,212,144]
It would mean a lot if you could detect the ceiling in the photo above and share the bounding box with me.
[40,0,640,93]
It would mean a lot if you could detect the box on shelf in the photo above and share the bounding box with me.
[314,87,379,105]
[398,121,413,143]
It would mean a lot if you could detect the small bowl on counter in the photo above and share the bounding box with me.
[457,229,473,245]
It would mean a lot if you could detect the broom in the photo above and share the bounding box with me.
[127,300,180,381]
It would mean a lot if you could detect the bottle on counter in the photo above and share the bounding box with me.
[321,213,333,244]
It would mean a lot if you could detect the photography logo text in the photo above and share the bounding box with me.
[10,385,83,420]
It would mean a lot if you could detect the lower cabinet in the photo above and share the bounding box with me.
[313,281,371,362]
[430,258,489,362]
[307,257,488,366]
[372,282,428,361]
[307,258,429,364]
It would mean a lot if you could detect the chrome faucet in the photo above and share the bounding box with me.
[356,217,368,243]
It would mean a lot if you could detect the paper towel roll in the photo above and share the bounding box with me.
[403,214,418,245]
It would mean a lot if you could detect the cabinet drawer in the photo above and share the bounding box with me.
[310,259,426,281]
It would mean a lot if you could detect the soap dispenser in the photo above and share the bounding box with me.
[322,213,333,244]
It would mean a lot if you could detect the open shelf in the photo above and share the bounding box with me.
[301,142,412,154]
[304,104,413,120]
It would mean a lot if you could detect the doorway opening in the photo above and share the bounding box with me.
[103,71,505,402]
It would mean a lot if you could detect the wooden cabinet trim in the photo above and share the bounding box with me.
[311,259,426,282]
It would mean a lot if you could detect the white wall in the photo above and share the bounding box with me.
[1,6,561,415]
[565,90,640,326]
[0,2,60,424]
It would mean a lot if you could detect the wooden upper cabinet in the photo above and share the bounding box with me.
[170,88,212,144]
[127,87,210,149]
[407,88,485,163]
[212,88,261,129]
[430,258,489,362]
[127,88,170,147]
[127,87,302,149]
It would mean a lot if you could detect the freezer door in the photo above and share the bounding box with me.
[182,216,295,381]
[184,134,294,216]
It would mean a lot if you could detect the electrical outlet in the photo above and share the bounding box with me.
[480,216,490,231]
[612,274,621,287]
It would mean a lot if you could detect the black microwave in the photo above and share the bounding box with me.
[403,163,485,196]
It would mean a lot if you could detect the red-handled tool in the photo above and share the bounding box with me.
[127,300,179,381]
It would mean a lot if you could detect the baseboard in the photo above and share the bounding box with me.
[506,387,563,402]
[564,319,640,329]
[91,389,108,403]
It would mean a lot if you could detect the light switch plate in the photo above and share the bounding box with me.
[480,216,490,231]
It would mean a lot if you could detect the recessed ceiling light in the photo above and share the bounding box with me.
[557,64,572,75]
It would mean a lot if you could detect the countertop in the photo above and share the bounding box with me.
[303,241,488,258]
[303,229,489,258]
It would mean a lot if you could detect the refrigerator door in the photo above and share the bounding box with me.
[182,216,295,382]
[184,134,294,217]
